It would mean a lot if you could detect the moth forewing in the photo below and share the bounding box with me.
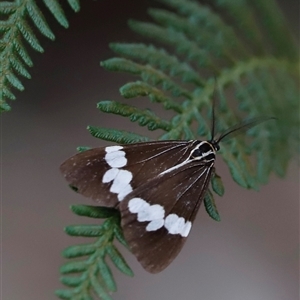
[119,156,215,273]
[60,147,120,207]
[60,141,198,208]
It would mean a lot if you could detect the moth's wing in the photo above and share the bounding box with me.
[119,159,215,273]
[60,147,117,206]
[60,141,197,207]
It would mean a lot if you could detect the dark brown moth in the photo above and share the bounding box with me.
[60,116,273,273]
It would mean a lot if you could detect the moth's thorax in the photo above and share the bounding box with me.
[189,141,216,162]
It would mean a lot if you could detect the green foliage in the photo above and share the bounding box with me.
[88,126,151,144]
[58,0,299,299]
[97,100,172,131]
[98,0,298,190]
[0,0,80,112]
[56,205,133,300]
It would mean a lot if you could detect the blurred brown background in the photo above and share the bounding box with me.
[2,0,299,299]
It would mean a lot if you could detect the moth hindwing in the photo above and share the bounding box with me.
[60,140,217,273]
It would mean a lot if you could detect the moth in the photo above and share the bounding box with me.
[60,115,272,273]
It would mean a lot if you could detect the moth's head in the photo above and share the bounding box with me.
[209,140,220,152]
[190,141,216,161]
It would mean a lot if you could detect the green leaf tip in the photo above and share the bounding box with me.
[55,289,73,299]
[60,261,87,274]
[76,146,92,152]
[65,225,105,237]
[204,190,221,222]
[211,172,225,196]
[62,244,97,259]
[107,245,134,277]
[70,205,119,219]
[0,102,12,112]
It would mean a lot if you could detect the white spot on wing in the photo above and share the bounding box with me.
[128,198,149,213]
[105,150,127,168]
[137,204,165,222]
[128,198,165,223]
[181,221,192,237]
[105,145,123,153]
[102,168,119,183]
[164,214,180,234]
[164,214,192,237]
[146,219,164,231]
[117,184,132,201]
[110,169,132,195]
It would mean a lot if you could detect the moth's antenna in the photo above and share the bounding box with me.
[216,116,276,143]
[210,77,218,141]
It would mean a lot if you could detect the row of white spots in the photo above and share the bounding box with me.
[102,146,133,201]
[128,198,192,237]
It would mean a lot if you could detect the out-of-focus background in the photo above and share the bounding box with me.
[2,1,299,299]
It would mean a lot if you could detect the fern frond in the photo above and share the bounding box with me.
[56,205,133,300]
[0,0,80,112]
[96,0,298,189]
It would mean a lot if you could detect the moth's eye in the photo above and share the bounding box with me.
[214,144,220,151]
